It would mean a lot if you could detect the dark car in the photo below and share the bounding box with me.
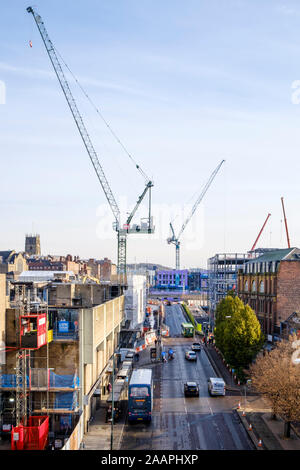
[184,382,199,397]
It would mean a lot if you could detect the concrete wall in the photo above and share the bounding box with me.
[125,274,146,328]
[79,294,125,431]
[49,284,75,305]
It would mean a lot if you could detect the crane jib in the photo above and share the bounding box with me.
[27,6,120,226]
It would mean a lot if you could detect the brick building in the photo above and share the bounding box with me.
[28,259,66,271]
[237,247,300,338]
[99,258,115,281]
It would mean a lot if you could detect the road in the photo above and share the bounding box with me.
[120,303,254,450]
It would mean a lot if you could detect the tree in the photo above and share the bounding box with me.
[214,296,264,370]
[250,335,300,438]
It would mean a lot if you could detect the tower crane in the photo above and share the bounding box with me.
[27,6,154,275]
[167,159,225,270]
[281,197,291,248]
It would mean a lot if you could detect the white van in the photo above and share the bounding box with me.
[207,377,226,396]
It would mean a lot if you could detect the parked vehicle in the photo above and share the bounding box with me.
[207,377,226,396]
[128,369,153,423]
[184,382,199,397]
[185,350,197,361]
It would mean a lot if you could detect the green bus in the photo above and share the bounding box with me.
[181,322,194,337]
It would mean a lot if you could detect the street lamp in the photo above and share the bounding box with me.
[244,379,251,410]
[110,351,115,451]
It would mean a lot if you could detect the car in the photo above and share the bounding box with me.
[191,342,202,351]
[184,381,199,397]
[185,350,197,361]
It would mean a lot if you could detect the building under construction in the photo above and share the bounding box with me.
[208,253,248,323]
[0,275,125,450]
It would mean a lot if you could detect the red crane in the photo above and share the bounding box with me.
[250,213,271,252]
[281,197,291,248]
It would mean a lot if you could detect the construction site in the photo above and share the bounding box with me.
[2,2,300,454]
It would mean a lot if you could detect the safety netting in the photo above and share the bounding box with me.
[49,372,79,388]
[0,372,79,389]
[0,374,29,388]
[54,392,78,410]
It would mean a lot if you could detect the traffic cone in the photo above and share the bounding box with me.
[242,411,246,417]
[237,402,241,409]
[258,439,262,447]
[238,380,240,386]
[248,423,252,431]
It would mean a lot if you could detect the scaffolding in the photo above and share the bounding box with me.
[208,253,247,323]
[1,282,81,448]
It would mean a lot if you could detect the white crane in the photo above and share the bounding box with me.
[167,160,225,270]
[27,6,154,274]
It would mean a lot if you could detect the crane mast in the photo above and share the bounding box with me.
[281,197,291,249]
[167,159,225,270]
[27,6,154,274]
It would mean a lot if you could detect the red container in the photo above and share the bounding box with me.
[11,416,49,450]
[20,313,47,350]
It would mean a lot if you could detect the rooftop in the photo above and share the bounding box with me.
[246,248,300,264]
[18,271,75,282]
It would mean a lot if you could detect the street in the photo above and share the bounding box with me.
[120,303,254,450]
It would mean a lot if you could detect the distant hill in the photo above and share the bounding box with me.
[127,263,172,271]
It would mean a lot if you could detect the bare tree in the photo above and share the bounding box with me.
[249,335,300,438]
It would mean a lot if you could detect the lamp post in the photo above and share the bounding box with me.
[244,379,251,410]
[110,351,115,451]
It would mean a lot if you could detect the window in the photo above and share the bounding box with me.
[244,280,249,292]
[251,280,256,292]
[259,281,264,293]
[130,387,149,397]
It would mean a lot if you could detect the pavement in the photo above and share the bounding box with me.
[81,393,126,450]
[81,344,157,451]
[206,342,300,450]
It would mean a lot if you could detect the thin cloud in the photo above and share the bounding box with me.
[0,60,161,101]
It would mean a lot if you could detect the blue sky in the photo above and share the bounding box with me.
[1,0,300,268]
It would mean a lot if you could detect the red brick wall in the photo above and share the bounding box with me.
[277,260,300,324]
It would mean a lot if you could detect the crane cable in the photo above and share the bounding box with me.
[170,179,206,228]
[53,45,150,183]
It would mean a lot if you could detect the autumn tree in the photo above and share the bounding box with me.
[250,335,300,438]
